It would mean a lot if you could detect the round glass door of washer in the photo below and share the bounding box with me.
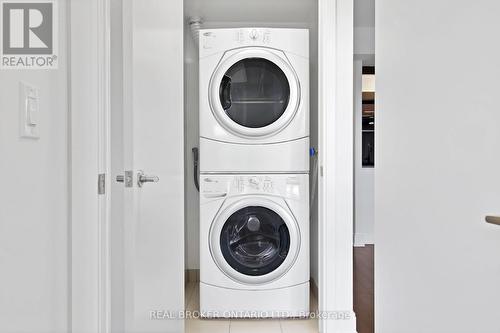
[209,48,300,138]
[209,198,300,285]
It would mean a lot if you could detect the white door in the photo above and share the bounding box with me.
[116,1,184,332]
[376,1,500,332]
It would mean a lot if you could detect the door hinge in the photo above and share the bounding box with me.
[98,173,106,195]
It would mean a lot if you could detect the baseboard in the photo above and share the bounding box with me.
[309,278,358,333]
[353,233,374,247]
[185,269,199,283]
[310,277,318,299]
[322,311,358,333]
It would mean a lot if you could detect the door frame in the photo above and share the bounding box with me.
[70,0,111,332]
[318,0,356,332]
[70,0,356,332]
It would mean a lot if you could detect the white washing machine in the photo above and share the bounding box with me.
[199,28,309,173]
[199,174,309,318]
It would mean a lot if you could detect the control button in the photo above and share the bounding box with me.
[248,176,260,189]
[263,30,271,44]
[249,29,259,41]
[236,30,244,43]
[263,180,273,192]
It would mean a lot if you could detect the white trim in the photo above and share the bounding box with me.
[70,0,111,332]
[97,0,111,332]
[318,0,357,332]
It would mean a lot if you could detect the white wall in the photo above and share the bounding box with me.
[354,0,375,27]
[354,26,375,56]
[354,0,375,66]
[354,0,375,246]
[183,0,319,281]
[0,1,69,332]
[376,1,500,332]
[353,61,375,246]
[184,18,200,270]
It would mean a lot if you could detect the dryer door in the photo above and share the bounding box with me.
[209,48,300,138]
[210,197,300,285]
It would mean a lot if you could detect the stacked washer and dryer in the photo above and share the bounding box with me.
[198,28,310,318]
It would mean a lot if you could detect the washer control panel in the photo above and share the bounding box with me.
[201,175,306,200]
[231,175,274,193]
[201,177,228,198]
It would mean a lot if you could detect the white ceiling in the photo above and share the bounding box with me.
[354,0,375,27]
[184,0,317,24]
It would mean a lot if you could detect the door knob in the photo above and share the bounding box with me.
[137,170,159,187]
[485,216,500,226]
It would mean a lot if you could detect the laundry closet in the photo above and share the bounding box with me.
[183,0,320,326]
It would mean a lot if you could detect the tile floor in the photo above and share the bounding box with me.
[185,282,318,333]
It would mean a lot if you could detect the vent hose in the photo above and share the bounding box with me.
[188,17,203,45]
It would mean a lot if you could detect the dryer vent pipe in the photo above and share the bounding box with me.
[189,17,203,45]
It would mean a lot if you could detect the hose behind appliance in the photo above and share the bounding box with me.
[310,147,318,211]
[192,147,199,191]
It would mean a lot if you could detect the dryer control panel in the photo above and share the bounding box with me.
[198,28,309,59]
[234,28,271,44]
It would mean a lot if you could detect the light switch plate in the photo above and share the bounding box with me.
[19,82,40,139]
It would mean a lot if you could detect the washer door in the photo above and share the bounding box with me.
[210,197,300,285]
[209,48,300,138]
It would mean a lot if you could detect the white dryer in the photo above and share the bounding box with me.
[199,28,309,173]
[199,174,309,318]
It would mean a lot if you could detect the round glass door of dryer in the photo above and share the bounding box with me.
[210,198,300,285]
[219,206,290,276]
[209,48,300,138]
[219,58,290,128]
